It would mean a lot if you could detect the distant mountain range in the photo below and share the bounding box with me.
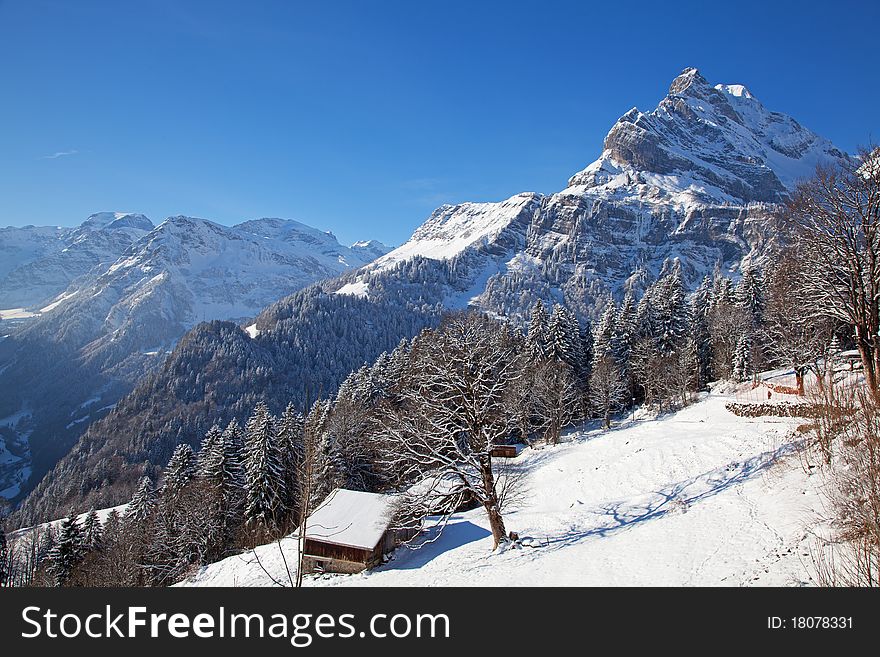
[0,214,388,504]
[9,67,853,526]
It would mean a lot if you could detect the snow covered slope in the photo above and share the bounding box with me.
[372,193,541,272]
[182,388,824,587]
[336,68,850,321]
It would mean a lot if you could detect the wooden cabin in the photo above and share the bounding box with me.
[490,445,517,458]
[298,488,417,575]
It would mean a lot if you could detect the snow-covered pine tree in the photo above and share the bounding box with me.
[736,266,765,327]
[163,444,197,495]
[149,446,197,585]
[192,420,247,558]
[334,370,359,404]
[217,420,246,516]
[81,508,103,552]
[578,321,594,382]
[36,526,56,577]
[525,300,550,360]
[196,424,223,478]
[688,289,713,387]
[312,431,346,505]
[635,283,656,341]
[654,260,688,356]
[48,514,84,586]
[387,338,411,383]
[126,476,157,523]
[303,399,331,512]
[593,301,617,360]
[346,365,373,404]
[104,509,121,538]
[565,307,585,368]
[547,304,583,370]
[612,289,637,365]
[368,352,393,400]
[707,274,741,380]
[694,275,714,316]
[735,265,766,378]
[244,402,285,530]
[710,275,735,310]
[733,334,752,382]
[277,402,305,518]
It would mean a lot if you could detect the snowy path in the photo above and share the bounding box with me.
[182,391,825,587]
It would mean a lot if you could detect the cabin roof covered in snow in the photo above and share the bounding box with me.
[299,488,395,551]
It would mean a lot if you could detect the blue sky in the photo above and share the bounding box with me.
[1,0,877,246]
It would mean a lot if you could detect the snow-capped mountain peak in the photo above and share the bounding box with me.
[567,67,849,205]
[350,239,392,261]
[79,212,154,233]
[336,67,850,323]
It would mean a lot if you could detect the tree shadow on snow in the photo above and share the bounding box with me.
[539,441,800,551]
[379,520,491,571]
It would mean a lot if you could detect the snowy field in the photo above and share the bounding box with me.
[182,386,826,587]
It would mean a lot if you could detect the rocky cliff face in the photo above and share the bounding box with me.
[337,68,851,321]
[569,68,846,200]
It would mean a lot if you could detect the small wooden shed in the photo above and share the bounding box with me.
[298,488,416,574]
[839,350,862,370]
[490,445,517,458]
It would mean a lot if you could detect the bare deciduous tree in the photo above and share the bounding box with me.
[811,386,880,586]
[764,249,839,394]
[378,312,523,549]
[784,148,880,401]
[531,359,581,444]
[590,356,627,429]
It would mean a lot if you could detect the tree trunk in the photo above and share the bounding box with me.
[794,366,805,396]
[480,459,507,549]
[856,339,880,404]
[603,409,611,430]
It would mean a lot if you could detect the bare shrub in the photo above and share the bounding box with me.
[810,385,880,586]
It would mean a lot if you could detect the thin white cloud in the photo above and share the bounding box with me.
[39,149,79,160]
